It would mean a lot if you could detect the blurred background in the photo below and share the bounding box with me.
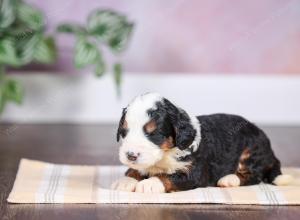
[1,0,300,125]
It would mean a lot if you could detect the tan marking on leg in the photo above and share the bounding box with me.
[235,147,251,185]
[240,147,250,160]
[156,174,177,192]
[125,168,146,181]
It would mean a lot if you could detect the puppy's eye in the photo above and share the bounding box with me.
[144,120,157,135]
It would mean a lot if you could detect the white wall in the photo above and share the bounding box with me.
[1,72,300,125]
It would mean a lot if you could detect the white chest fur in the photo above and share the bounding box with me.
[140,148,191,176]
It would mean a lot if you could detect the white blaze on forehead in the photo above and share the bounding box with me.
[126,93,163,126]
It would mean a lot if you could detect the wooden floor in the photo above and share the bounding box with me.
[0,124,299,219]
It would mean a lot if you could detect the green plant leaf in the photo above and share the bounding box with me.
[15,33,40,65]
[113,63,122,96]
[3,78,23,104]
[0,38,19,66]
[87,10,133,52]
[0,0,16,29]
[8,26,35,39]
[34,36,57,64]
[113,62,122,91]
[56,23,86,35]
[94,59,105,77]
[17,1,44,31]
[55,9,133,93]
[0,85,7,113]
[108,22,133,52]
[74,38,100,68]
[0,76,23,113]
[87,10,121,39]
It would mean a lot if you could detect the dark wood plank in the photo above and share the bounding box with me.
[0,124,299,220]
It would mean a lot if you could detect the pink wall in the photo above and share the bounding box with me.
[28,0,300,74]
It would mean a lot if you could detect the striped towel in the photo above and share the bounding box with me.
[7,159,300,205]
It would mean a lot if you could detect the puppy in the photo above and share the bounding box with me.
[111,93,292,193]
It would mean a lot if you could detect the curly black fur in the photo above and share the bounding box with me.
[195,113,282,186]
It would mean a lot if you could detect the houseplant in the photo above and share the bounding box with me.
[0,0,133,114]
[57,9,134,95]
[0,0,56,112]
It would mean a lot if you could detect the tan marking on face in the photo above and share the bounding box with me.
[235,147,251,185]
[144,120,157,134]
[160,137,174,150]
[142,148,191,176]
[156,174,178,192]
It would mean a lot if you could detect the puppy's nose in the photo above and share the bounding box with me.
[126,151,139,161]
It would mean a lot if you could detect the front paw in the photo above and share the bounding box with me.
[217,174,240,187]
[111,177,138,192]
[135,177,165,193]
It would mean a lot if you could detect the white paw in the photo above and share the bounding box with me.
[273,174,293,186]
[135,177,165,193]
[111,177,138,192]
[217,174,240,187]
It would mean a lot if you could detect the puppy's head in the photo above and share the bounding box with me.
[116,93,200,171]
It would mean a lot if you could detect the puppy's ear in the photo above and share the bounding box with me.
[116,108,127,142]
[164,99,196,150]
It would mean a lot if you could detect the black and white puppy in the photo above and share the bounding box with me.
[111,93,292,193]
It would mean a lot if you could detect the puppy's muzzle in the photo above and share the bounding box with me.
[126,151,140,161]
